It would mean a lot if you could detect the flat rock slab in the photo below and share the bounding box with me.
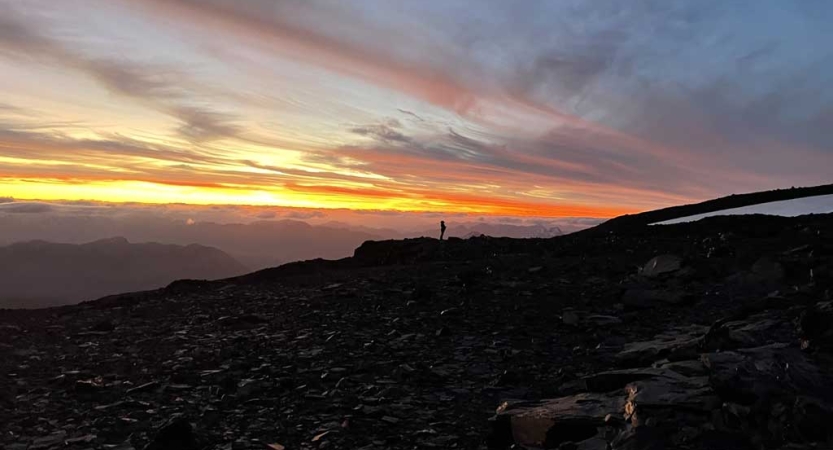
[495,369,722,448]
[641,255,682,277]
[616,325,707,367]
[653,359,708,377]
[493,393,625,449]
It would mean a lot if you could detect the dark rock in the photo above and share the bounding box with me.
[610,427,668,450]
[581,368,689,393]
[585,314,622,327]
[798,301,833,351]
[653,359,707,377]
[751,257,786,282]
[792,395,833,441]
[702,309,797,351]
[90,319,116,332]
[143,417,200,450]
[2,209,832,450]
[727,257,788,294]
[615,325,706,367]
[623,374,720,427]
[621,288,686,309]
[641,255,682,277]
[562,309,580,326]
[574,436,608,450]
[216,314,268,328]
[560,309,621,328]
[492,393,624,449]
[493,370,521,387]
[29,431,67,450]
[703,344,833,404]
[66,434,97,444]
[127,380,160,394]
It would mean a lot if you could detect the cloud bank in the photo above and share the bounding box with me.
[0,0,830,217]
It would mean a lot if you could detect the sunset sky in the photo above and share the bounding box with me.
[1,0,831,219]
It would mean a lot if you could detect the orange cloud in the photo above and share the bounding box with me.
[123,0,720,182]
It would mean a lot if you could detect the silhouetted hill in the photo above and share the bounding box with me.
[584,183,833,234]
[325,221,566,240]
[0,216,383,269]
[178,220,382,269]
[0,212,576,270]
[412,222,564,239]
[2,210,831,449]
[4,188,833,448]
[0,238,247,308]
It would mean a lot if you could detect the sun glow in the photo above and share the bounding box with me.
[0,178,634,218]
[4,0,818,220]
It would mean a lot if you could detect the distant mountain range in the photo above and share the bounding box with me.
[0,215,567,270]
[0,220,566,308]
[4,183,830,309]
[0,238,247,308]
[152,220,381,269]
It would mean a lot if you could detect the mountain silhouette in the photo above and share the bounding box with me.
[0,216,573,269]
[2,200,832,449]
[0,238,247,308]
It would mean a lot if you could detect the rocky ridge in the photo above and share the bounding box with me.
[1,212,831,449]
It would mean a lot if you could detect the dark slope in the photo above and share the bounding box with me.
[1,211,831,449]
[0,238,248,308]
[583,182,833,235]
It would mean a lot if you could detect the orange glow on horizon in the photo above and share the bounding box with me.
[0,177,636,218]
[0,1,828,227]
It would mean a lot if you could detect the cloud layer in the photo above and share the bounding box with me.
[0,0,831,217]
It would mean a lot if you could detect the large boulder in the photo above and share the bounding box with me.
[490,393,624,449]
[492,369,722,449]
[702,309,798,351]
[640,255,682,278]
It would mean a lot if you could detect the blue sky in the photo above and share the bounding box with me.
[0,0,830,219]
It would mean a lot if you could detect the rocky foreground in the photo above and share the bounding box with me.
[1,213,832,450]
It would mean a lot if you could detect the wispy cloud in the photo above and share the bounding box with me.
[0,0,830,217]
[0,5,241,142]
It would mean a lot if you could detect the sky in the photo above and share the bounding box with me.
[1,0,831,221]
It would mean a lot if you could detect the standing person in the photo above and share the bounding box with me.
[440,220,447,241]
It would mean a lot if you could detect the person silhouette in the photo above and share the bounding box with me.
[440,220,447,241]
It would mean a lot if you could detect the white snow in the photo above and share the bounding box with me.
[654,194,833,225]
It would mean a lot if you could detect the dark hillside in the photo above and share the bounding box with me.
[585,183,833,234]
[1,212,831,449]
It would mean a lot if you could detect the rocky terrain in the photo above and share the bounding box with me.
[1,212,831,449]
